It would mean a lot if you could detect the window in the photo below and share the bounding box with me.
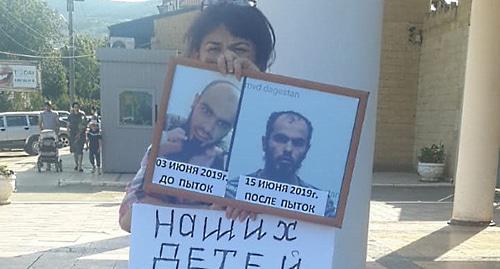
[6,116,27,127]
[0,117,4,128]
[119,90,153,127]
[28,115,39,126]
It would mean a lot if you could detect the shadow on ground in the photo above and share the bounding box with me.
[372,202,500,269]
[376,225,486,269]
[0,235,129,269]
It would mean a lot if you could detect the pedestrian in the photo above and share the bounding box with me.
[39,101,60,134]
[39,101,60,171]
[68,102,87,172]
[86,120,102,174]
[90,106,100,123]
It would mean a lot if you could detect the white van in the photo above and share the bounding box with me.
[0,111,70,155]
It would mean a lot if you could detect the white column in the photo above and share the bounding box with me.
[451,0,500,225]
[259,1,384,268]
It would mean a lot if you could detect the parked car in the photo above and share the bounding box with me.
[0,111,70,155]
[55,110,70,128]
[55,110,70,120]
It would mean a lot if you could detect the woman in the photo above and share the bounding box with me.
[119,2,276,232]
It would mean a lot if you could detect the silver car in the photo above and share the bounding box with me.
[0,111,70,155]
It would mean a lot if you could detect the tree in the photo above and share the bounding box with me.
[0,0,67,111]
[62,34,105,113]
[40,51,70,109]
[0,0,104,113]
[0,0,63,55]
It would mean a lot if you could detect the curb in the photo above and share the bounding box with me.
[58,179,128,188]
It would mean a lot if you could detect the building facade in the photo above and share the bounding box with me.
[375,0,472,178]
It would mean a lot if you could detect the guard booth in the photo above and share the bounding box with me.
[97,48,177,173]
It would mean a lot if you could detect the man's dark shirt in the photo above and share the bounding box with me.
[68,111,86,135]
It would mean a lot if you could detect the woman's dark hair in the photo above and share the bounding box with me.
[185,3,276,71]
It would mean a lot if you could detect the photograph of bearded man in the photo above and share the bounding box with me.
[226,110,336,217]
[159,80,240,171]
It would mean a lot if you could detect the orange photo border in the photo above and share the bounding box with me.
[144,57,369,227]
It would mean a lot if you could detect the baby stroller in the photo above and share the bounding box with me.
[37,129,63,172]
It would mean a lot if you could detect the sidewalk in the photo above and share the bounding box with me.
[0,149,499,268]
[367,201,500,269]
[370,172,500,268]
[11,148,132,189]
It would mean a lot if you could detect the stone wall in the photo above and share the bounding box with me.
[374,0,428,171]
[375,0,471,176]
[414,0,471,177]
[151,10,199,51]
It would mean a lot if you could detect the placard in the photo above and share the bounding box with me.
[144,57,368,227]
[129,204,335,268]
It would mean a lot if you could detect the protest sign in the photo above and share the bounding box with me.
[129,204,335,269]
[144,57,368,227]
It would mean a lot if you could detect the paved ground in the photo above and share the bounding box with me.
[1,149,499,268]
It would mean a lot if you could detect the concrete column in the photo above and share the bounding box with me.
[259,1,383,268]
[451,0,500,226]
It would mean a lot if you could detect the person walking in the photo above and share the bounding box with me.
[39,101,60,171]
[89,106,100,123]
[86,120,102,174]
[39,101,60,134]
[68,102,87,172]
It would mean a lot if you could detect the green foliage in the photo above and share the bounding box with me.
[0,0,103,113]
[0,165,15,177]
[418,143,445,163]
[61,35,105,113]
[40,51,69,103]
[0,92,44,112]
[0,0,64,56]
[0,93,11,111]
[0,0,67,111]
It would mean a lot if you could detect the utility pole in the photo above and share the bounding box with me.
[67,0,75,104]
[67,0,84,104]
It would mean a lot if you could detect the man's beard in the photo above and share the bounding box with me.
[183,136,209,155]
[184,112,218,148]
[263,151,304,183]
[167,137,212,163]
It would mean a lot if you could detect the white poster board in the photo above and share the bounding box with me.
[129,204,335,268]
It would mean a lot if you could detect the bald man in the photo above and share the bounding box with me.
[159,80,240,170]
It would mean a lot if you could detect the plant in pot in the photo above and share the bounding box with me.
[417,143,445,182]
[0,165,16,205]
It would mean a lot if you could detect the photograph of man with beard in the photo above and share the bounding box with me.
[226,110,336,217]
[158,79,240,171]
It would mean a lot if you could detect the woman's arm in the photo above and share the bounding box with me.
[119,194,167,232]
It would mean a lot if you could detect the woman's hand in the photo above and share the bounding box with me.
[216,50,259,81]
[119,195,168,232]
[210,204,257,222]
[158,127,187,156]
